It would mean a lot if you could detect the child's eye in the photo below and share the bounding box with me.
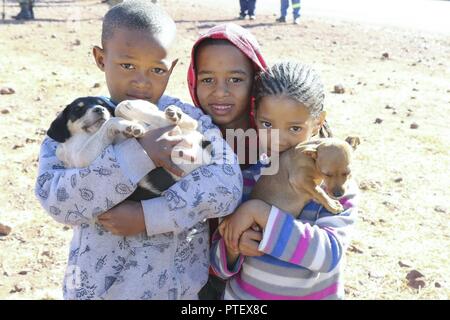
[152,68,166,75]
[260,121,272,128]
[290,126,302,133]
[200,78,214,84]
[120,63,135,70]
[229,78,242,84]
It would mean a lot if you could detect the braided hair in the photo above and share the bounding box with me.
[254,61,332,138]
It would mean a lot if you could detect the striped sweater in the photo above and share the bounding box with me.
[211,161,359,300]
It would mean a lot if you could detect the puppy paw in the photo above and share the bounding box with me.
[327,200,344,214]
[116,100,158,121]
[165,106,183,124]
[124,123,145,138]
[115,101,133,119]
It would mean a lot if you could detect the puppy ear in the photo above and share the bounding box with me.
[47,109,71,143]
[345,136,360,150]
[301,146,318,159]
[105,103,115,117]
[295,140,320,159]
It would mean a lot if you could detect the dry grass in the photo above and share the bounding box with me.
[0,0,449,299]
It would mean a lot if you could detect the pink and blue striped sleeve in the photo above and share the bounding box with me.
[258,182,359,272]
[210,230,245,279]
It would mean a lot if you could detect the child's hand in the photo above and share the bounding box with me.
[97,201,146,236]
[218,216,231,237]
[221,226,263,258]
[138,125,193,177]
[219,200,271,252]
[222,204,259,252]
[238,228,264,257]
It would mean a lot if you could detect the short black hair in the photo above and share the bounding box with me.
[101,0,176,46]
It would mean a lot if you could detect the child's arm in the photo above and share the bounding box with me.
[35,136,155,226]
[210,228,245,280]
[258,182,359,272]
[219,200,269,252]
[211,221,264,279]
[139,99,243,235]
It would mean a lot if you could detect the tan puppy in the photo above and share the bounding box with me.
[250,137,359,218]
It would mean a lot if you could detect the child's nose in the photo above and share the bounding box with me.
[213,81,230,97]
[133,72,151,88]
[277,131,290,148]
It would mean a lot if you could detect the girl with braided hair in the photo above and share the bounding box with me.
[210,61,359,300]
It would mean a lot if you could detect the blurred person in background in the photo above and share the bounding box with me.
[12,0,34,20]
[238,0,256,20]
[276,0,301,24]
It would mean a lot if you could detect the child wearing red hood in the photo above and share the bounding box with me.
[187,23,268,299]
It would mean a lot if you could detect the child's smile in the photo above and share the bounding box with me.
[209,103,234,116]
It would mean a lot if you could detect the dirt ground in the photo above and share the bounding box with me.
[0,0,449,300]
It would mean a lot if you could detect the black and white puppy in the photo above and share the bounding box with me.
[47,96,212,201]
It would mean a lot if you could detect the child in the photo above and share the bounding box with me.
[211,61,359,300]
[186,23,267,299]
[35,0,242,300]
[188,23,266,137]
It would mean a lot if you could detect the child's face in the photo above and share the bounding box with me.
[93,28,178,105]
[256,95,325,155]
[195,44,254,129]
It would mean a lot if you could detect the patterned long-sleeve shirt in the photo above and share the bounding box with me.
[35,95,243,300]
[211,161,359,300]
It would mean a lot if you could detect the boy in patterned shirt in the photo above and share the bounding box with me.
[35,0,242,299]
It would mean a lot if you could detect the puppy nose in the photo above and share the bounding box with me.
[93,107,104,114]
[332,188,345,198]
